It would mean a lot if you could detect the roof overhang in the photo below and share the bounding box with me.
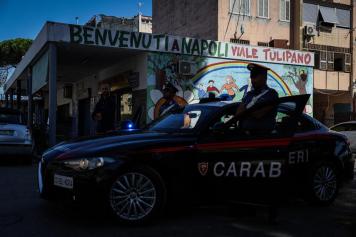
[5,21,316,93]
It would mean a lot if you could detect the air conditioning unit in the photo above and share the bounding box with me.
[179,61,194,75]
[304,25,316,37]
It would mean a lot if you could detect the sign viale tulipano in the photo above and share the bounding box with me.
[68,24,314,67]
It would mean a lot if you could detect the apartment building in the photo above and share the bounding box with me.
[153,0,353,125]
[86,14,152,33]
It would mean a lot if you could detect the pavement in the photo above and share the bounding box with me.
[0,161,355,237]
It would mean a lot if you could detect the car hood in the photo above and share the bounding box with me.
[43,131,195,161]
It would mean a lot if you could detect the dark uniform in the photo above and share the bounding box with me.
[238,63,279,134]
[239,86,278,133]
[92,96,116,133]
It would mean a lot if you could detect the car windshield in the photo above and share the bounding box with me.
[149,108,205,133]
[0,112,21,124]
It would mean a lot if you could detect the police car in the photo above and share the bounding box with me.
[38,94,354,224]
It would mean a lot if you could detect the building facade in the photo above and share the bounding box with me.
[153,0,353,126]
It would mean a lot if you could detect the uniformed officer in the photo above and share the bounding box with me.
[235,63,279,135]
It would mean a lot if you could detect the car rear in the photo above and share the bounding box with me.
[0,108,33,157]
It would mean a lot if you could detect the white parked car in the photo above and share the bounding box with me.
[0,108,33,162]
[330,121,356,153]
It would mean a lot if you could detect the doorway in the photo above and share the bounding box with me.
[78,98,91,136]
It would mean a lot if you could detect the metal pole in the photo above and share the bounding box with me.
[48,43,57,147]
[10,89,14,109]
[5,93,9,108]
[17,80,22,110]
[27,68,33,128]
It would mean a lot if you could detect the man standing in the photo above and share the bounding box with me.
[92,84,116,134]
[236,63,279,135]
[153,82,188,119]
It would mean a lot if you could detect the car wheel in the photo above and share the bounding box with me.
[108,166,167,225]
[307,163,339,206]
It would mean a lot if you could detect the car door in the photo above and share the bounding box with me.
[195,95,310,202]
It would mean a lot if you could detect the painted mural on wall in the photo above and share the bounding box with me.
[147,52,313,122]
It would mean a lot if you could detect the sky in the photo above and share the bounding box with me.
[0,0,152,41]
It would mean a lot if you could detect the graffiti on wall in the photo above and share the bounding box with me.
[147,53,313,122]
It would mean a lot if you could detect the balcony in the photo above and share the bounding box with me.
[313,70,350,91]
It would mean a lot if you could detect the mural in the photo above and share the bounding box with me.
[147,53,313,122]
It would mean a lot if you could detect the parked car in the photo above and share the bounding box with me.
[38,95,354,224]
[330,121,356,154]
[0,108,33,161]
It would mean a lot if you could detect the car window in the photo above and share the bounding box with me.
[331,123,356,132]
[209,107,237,131]
[332,124,349,132]
[149,109,203,132]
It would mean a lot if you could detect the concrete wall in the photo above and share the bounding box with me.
[152,0,219,40]
[218,0,290,45]
[314,91,352,126]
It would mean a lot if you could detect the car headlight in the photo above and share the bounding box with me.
[63,157,114,171]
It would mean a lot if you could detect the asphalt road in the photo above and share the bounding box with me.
[0,161,355,237]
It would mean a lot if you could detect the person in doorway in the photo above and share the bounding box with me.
[92,84,116,134]
[235,63,279,135]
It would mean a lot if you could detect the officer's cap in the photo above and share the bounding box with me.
[163,82,178,93]
[247,63,270,75]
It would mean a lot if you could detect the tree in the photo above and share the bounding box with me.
[0,38,32,87]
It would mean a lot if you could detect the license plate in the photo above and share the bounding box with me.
[54,174,73,189]
[0,130,14,135]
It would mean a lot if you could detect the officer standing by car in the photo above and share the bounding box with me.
[235,63,279,135]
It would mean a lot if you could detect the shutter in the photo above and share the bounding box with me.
[327,52,334,71]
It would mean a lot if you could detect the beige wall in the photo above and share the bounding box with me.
[335,0,351,5]
[152,0,219,40]
[218,0,290,45]
[314,70,350,91]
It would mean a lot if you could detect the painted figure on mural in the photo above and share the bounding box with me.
[206,80,220,96]
[194,83,207,99]
[92,84,116,134]
[153,82,188,119]
[293,69,308,95]
[220,75,239,100]
[235,63,279,135]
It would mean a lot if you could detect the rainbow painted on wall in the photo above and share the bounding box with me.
[191,61,293,96]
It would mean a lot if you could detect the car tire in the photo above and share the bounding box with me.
[108,166,167,225]
[307,162,339,206]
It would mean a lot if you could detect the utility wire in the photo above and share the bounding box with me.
[224,0,238,41]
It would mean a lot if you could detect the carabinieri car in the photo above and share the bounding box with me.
[38,95,354,224]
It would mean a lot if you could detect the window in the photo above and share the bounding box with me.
[280,0,290,22]
[345,54,351,72]
[331,123,356,132]
[258,0,269,18]
[149,109,203,132]
[230,0,250,16]
[315,51,327,70]
[327,52,334,71]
